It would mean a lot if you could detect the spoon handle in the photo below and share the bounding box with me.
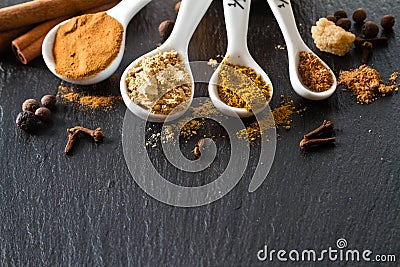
[165,0,214,52]
[107,0,152,27]
[266,0,306,53]
[223,0,251,55]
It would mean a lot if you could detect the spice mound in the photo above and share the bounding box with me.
[217,61,272,111]
[339,65,398,104]
[311,18,355,56]
[53,12,124,79]
[125,50,192,115]
[298,51,334,92]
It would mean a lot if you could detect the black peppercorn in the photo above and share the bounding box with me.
[158,20,175,38]
[35,107,52,122]
[381,15,395,30]
[22,98,40,112]
[362,21,379,38]
[352,8,367,24]
[16,111,40,132]
[336,18,352,31]
[326,15,337,23]
[41,95,57,109]
[334,9,347,20]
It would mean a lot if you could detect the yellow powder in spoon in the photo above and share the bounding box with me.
[217,60,272,112]
[53,12,124,79]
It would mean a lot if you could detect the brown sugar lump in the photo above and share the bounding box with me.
[311,18,355,56]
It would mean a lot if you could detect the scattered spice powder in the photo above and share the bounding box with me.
[298,51,334,92]
[218,60,271,111]
[338,65,398,104]
[125,50,192,115]
[54,12,124,79]
[236,98,306,141]
[58,85,121,110]
[161,100,220,144]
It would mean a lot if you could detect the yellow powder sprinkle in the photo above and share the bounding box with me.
[236,98,306,141]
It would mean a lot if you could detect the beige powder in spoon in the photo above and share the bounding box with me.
[53,12,123,79]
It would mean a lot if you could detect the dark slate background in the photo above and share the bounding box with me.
[1,0,399,266]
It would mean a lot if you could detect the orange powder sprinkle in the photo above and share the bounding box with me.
[58,85,121,110]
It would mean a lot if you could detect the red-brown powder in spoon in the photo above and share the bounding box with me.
[53,12,123,79]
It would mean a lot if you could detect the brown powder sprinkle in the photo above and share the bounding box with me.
[298,51,334,92]
[58,85,121,110]
[338,65,398,104]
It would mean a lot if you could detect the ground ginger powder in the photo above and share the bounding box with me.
[218,61,271,111]
[125,50,192,115]
[54,12,123,79]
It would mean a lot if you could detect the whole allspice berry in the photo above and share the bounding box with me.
[336,18,352,31]
[158,20,175,38]
[174,1,181,13]
[22,98,40,112]
[352,8,367,24]
[362,21,379,38]
[381,15,395,30]
[41,95,57,109]
[334,9,348,20]
[16,111,40,132]
[35,107,52,122]
[326,15,337,23]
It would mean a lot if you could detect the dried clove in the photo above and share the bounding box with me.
[300,137,336,150]
[304,120,334,139]
[193,138,205,158]
[354,37,388,65]
[64,127,81,155]
[361,41,373,64]
[300,120,336,150]
[78,126,104,142]
[354,36,388,47]
[64,126,104,155]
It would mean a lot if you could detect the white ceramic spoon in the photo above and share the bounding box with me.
[266,0,337,100]
[208,0,273,118]
[120,0,213,123]
[42,0,152,85]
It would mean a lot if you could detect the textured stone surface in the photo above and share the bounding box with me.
[0,0,399,266]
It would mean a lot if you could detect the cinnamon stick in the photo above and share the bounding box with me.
[0,26,32,55]
[11,17,67,64]
[0,0,118,32]
[11,1,120,64]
